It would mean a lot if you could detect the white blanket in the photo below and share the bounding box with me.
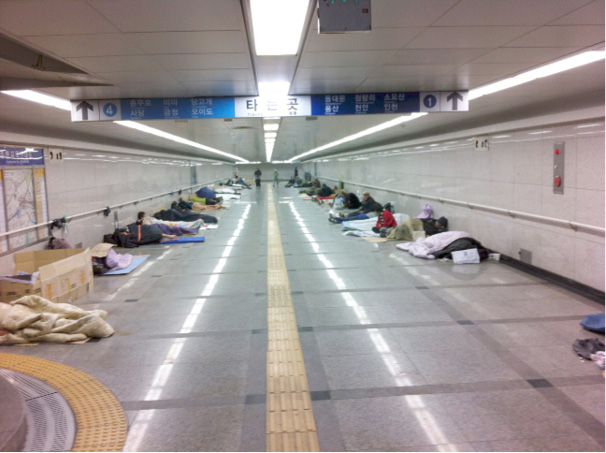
[396,231,471,259]
[0,296,114,345]
[341,213,409,231]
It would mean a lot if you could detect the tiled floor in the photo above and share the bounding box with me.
[5,184,605,452]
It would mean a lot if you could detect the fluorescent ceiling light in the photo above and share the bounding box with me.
[469,50,605,100]
[265,132,277,138]
[114,121,248,163]
[2,89,71,111]
[287,113,427,162]
[263,123,280,131]
[258,81,290,98]
[250,0,309,56]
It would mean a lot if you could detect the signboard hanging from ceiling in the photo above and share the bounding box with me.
[70,91,468,122]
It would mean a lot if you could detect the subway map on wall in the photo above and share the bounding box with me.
[0,147,48,252]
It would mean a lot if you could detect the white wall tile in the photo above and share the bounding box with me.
[574,237,606,291]
[315,114,604,291]
[575,188,605,228]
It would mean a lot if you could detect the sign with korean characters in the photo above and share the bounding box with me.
[69,91,468,122]
[234,96,311,117]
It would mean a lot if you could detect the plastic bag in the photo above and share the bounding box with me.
[451,248,480,264]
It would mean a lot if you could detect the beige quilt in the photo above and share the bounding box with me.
[0,296,114,345]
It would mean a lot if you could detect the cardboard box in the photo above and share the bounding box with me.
[0,249,93,303]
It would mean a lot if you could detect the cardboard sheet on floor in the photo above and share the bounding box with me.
[161,236,205,244]
[99,255,149,275]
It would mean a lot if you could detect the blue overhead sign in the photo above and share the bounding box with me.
[0,147,45,166]
[71,91,468,122]
[120,97,235,120]
[311,92,420,116]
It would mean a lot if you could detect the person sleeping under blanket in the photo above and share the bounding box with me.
[153,207,218,224]
[138,212,203,232]
[176,198,225,212]
[384,217,448,241]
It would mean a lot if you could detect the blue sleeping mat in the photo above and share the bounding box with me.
[100,255,149,276]
[580,313,605,333]
[161,236,205,244]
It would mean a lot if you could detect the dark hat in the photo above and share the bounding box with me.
[363,191,370,196]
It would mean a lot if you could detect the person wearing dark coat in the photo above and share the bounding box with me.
[330,192,379,223]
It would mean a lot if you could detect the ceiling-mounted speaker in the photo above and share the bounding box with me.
[318,0,371,34]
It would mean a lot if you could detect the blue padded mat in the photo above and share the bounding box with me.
[161,236,205,244]
[100,255,149,276]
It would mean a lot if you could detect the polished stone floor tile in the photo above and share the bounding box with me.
[123,405,244,452]
[438,389,585,442]
[508,345,604,378]
[558,384,605,424]
[315,328,404,356]
[390,325,489,352]
[373,303,455,324]
[470,433,604,452]
[308,305,384,326]
[333,396,469,450]
[322,353,427,389]
[407,348,521,385]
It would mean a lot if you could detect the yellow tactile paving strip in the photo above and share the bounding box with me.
[0,353,127,452]
[266,191,320,452]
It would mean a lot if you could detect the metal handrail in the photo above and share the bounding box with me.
[323,177,605,236]
[0,179,222,240]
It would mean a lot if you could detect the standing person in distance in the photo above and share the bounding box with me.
[273,169,279,188]
[254,168,262,188]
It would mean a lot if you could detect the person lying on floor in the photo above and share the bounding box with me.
[371,205,398,234]
[329,192,378,223]
[285,176,296,187]
[178,197,225,211]
[154,207,218,224]
[384,216,448,240]
[137,211,203,233]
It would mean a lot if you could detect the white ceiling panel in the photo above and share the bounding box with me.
[127,31,248,54]
[91,70,178,85]
[369,64,455,78]
[299,50,397,68]
[506,25,605,47]
[87,0,242,32]
[370,0,459,28]
[22,33,145,57]
[0,0,119,36]
[454,63,531,77]
[169,69,254,83]
[305,27,422,52]
[153,53,251,71]
[472,47,579,64]
[66,55,163,73]
[549,0,605,25]
[433,0,593,26]
[392,48,491,65]
[179,81,257,96]
[290,79,363,95]
[406,26,536,49]
[294,66,372,80]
